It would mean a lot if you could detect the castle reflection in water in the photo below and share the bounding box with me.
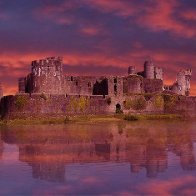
[0,121,196,183]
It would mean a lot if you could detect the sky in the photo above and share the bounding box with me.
[0,0,195,95]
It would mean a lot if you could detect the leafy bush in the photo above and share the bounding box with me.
[124,114,139,121]
[40,93,47,100]
[116,108,123,114]
[162,94,177,110]
[130,97,147,110]
[124,97,147,110]
[78,97,89,112]
[15,95,28,110]
[154,95,164,108]
[123,99,132,110]
[69,96,90,112]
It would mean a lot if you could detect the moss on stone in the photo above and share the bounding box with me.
[124,96,147,110]
[15,95,28,110]
[130,97,147,110]
[162,94,178,110]
[68,96,90,112]
[154,95,164,108]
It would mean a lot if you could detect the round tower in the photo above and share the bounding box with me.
[144,60,154,79]
[128,66,136,75]
[176,70,186,95]
[127,75,143,94]
[31,56,64,94]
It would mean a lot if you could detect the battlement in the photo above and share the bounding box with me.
[32,56,63,67]
[184,68,192,76]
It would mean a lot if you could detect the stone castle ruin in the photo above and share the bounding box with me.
[18,56,191,97]
[0,56,195,119]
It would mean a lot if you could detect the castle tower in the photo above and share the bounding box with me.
[176,69,192,96]
[30,57,64,94]
[128,66,136,75]
[144,60,155,79]
[154,67,163,80]
[184,69,192,96]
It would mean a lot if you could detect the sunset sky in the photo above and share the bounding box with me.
[0,0,195,95]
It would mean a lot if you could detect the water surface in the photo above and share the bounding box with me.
[0,120,196,195]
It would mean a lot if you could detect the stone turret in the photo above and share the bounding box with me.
[144,60,154,79]
[154,67,163,80]
[176,68,192,96]
[30,56,64,94]
[128,66,136,75]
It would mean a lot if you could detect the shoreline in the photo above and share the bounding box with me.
[0,113,188,126]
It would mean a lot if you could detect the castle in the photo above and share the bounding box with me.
[17,56,192,97]
[0,56,194,119]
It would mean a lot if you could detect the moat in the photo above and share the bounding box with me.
[0,120,196,195]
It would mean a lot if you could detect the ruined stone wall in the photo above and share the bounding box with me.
[163,95,196,117]
[108,76,123,97]
[143,79,163,93]
[64,76,96,95]
[30,57,64,94]
[0,94,111,119]
[64,76,109,96]
[123,75,143,94]
[1,93,196,119]
[122,94,164,114]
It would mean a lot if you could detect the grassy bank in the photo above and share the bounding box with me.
[0,115,122,126]
[0,113,185,126]
[123,114,183,121]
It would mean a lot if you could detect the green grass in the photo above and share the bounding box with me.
[124,114,183,121]
[0,113,185,126]
[0,115,123,126]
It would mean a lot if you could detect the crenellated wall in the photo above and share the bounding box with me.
[29,57,64,94]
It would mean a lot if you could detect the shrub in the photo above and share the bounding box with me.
[78,97,89,112]
[15,95,28,110]
[40,93,47,100]
[162,94,177,110]
[130,97,147,110]
[123,99,132,110]
[69,96,90,112]
[124,114,139,121]
[116,108,123,114]
[154,95,164,109]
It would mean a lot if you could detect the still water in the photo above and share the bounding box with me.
[0,120,196,195]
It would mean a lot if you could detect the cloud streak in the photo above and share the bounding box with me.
[0,0,195,95]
